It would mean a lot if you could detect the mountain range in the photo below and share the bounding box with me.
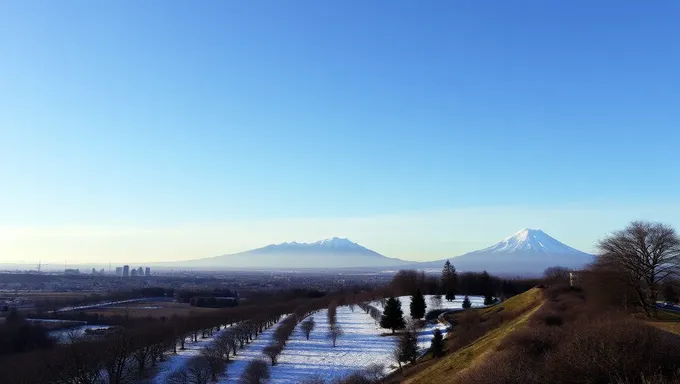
[176,237,411,269]
[173,229,594,274]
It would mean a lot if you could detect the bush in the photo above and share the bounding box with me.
[545,317,680,384]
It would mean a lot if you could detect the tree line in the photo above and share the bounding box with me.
[0,286,393,384]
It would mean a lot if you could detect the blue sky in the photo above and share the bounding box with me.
[1,1,679,263]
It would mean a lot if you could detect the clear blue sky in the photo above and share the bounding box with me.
[1,1,679,263]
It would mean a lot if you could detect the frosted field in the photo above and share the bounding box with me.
[268,307,395,383]
[267,295,484,383]
[146,295,484,383]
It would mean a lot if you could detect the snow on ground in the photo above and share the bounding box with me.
[217,317,288,384]
[379,295,485,352]
[145,296,484,384]
[265,295,486,383]
[150,327,230,384]
[269,307,396,383]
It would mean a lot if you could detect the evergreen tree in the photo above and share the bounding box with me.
[380,297,406,334]
[480,270,493,295]
[394,329,418,369]
[664,284,679,304]
[462,295,472,309]
[431,328,444,357]
[409,289,427,320]
[484,294,495,305]
[441,260,458,301]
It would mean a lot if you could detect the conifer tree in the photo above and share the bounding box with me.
[480,270,494,305]
[441,260,458,301]
[380,297,406,334]
[462,295,472,309]
[409,289,427,320]
[431,328,444,357]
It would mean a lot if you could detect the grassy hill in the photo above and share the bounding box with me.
[402,287,544,384]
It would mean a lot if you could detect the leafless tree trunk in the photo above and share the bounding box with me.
[328,324,344,347]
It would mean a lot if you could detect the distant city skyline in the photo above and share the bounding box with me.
[1,2,679,264]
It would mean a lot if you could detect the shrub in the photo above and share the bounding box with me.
[545,317,680,384]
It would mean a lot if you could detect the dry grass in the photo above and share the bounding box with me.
[83,300,217,319]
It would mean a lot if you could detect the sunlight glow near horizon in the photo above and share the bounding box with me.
[2,204,679,264]
[1,2,679,265]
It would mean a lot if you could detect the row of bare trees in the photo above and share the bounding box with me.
[166,314,282,384]
[358,302,382,325]
[326,301,344,347]
[0,295,342,384]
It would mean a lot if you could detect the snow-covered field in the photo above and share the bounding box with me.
[267,295,484,383]
[268,307,395,383]
[145,295,484,384]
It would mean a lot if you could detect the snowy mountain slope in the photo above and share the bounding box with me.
[414,229,594,275]
[174,237,410,269]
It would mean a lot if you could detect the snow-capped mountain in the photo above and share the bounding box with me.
[416,229,594,275]
[477,228,589,255]
[176,237,410,269]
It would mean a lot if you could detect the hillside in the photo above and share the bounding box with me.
[400,287,544,383]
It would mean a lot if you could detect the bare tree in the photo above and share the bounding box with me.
[328,325,344,347]
[239,359,270,384]
[597,221,680,318]
[429,294,443,310]
[102,329,135,384]
[300,317,315,340]
[167,369,190,384]
[132,343,154,374]
[263,342,283,366]
[201,345,226,381]
[363,363,385,382]
[186,356,211,384]
[327,302,338,327]
[215,332,233,361]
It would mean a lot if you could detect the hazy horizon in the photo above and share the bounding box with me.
[2,2,679,265]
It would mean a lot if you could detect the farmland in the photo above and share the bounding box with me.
[82,299,218,319]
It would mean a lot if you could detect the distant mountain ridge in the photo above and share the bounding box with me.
[172,230,594,274]
[176,237,411,269]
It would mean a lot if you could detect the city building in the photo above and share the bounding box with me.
[145,267,151,276]
[131,269,138,277]
[115,267,123,276]
[123,265,130,277]
[137,267,143,276]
